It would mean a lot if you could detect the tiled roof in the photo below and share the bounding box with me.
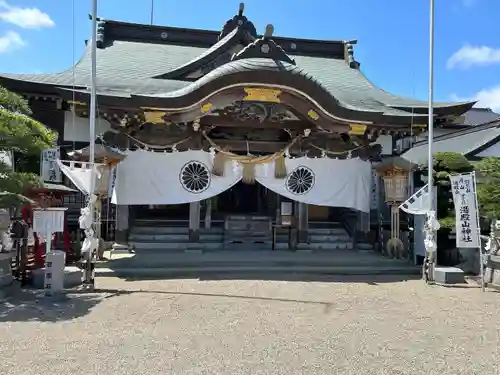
[0,19,473,117]
[402,119,500,164]
[461,107,500,126]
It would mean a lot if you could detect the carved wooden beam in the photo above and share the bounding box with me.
[199,116,311,130]
[201,140,293,153]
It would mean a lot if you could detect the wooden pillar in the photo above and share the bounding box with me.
[204,198,212,229]
[115,204,129,244]
[298,202,309,243]
[189,201,200,242]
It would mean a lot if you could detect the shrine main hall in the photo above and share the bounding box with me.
[0,4,473,252]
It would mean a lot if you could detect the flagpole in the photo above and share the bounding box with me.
[425,0,436,281]
[84,0,98,288]
[471,171,485,292]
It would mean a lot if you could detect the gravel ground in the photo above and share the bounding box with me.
[0,275,499,375]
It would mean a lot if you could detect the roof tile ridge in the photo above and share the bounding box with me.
[231,24,295,65]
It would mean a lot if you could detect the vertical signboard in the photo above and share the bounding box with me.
[40,147,62,183]
[449,173,481,248]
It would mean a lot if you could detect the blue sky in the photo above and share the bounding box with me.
[0,0,499,110]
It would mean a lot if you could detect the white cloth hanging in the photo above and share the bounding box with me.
[57,160,110,195]
[255,157,371,212]
[399,184,430,215]
[111,150,242,205]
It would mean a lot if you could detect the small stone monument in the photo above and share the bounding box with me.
[484,220,500,287]
[0,209,13,288]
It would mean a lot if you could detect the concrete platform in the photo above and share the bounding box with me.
[434,267,465,285]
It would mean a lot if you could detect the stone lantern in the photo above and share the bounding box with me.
[376,158,414,257]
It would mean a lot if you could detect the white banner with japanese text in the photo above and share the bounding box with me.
[449,172,481,248]
[40,147,62,183]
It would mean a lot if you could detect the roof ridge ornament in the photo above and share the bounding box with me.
[231,24,296,65]
[219,2,257,41]
[344,40,360,69]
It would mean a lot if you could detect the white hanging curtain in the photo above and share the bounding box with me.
[57,160,110,195]
[255,157,372,212]
[111,149,242,205]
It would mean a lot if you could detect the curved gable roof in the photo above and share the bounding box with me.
[0,17,473,119]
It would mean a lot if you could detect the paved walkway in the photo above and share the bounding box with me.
[0,276,499,375]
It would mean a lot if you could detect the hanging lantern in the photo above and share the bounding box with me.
[64,144,126,198]
[380,167,409,203]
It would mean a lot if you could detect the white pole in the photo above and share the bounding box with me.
[427,0,435,209]
[424,0,436,281]
[471,172,485,292]
[85,0,98,286]
[89,0,97,197]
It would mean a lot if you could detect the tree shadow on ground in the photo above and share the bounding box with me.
[89,287,336,308]
[0,285,111,323]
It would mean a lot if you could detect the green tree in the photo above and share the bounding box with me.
[0,86,57,207]
[474,157,500,219]
[420,152,474,228]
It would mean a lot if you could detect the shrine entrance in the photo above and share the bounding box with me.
[217,182,275,216]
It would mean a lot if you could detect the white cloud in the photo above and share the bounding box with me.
[447,45,500,69]
[451,85,500,112]
[0,30,25,53]
[0,1,54,29]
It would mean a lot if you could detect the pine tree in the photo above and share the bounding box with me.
[475,157,500,219]
[0,85,57,207]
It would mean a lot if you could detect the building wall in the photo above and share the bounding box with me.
[63,111,111,143]
[372,135,393,155]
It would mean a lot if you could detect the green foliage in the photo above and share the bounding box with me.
[0,85,58,208]
[475,157,500,219]
[420,152,475,233]
[439,216,455,230]
[433,152,474,173]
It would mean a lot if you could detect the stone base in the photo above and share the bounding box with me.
[111,242,132,255]
[458,247,481,274]
[31,266,83,289]
[0,252,14,288]
[434,267,465,284]
[0,273,13,288]
[485,255,500,286]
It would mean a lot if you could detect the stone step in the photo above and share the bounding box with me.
[308,234,350,242]
[128,234,354,245]
[225,215,270,221]
[306,228,348,235]
[357,243,374,250]
[129,233,223,242]
[224,237,273,245]
[97,251,419,273]
[129,241,225,251]
[131,227,223,235]
[223,243,272,251]
[96,265,421,278]
[130,226,348,236]
[224,230,271,236]
[295,242,354,250]
[127,240,356,252]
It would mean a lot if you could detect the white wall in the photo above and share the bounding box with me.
[63,111,111,143]
[372,135,393,155]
